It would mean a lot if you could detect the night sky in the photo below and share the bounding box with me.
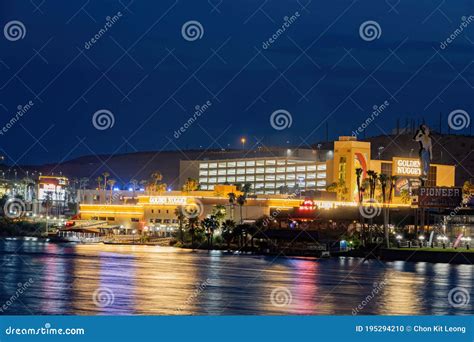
[0,0,473,165]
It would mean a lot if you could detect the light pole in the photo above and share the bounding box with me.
[240,137,246,150]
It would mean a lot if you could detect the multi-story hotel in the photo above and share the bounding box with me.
[180,136,455,201]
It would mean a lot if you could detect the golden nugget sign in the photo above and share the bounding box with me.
[393,158,421,176]
[149,196,187,205]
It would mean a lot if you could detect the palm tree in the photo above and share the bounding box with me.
[227,192,236,220]
[174,206,186,243]
[107,179,116,203]
[79,177,89,202]
[130,179,138,198]
[367,170,378,201]
[150,171,163,193]
[102,172,110,191]
[221,219,235,251]
[201,215,219,249]
[182,178,199,192]
[96,176,103,190]
[187,216,199,251]
[378,173,389,248]
[212,204,226,224]
[236,194,247,224]
[355,168,363,203]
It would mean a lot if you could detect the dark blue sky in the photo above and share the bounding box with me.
[0,0,473,165]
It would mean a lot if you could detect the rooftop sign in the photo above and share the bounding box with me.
[393,158,421,177]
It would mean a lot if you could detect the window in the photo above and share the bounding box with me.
[166,210,169,214]
[208,169,217,176]
[246,176,255,182]
[307,165,316,171]
[227,176,236,183]
[256,160,265,166]
[427,166,437,187]
[150,219,154,223]
[237,176,245,182]
[276,174,286,181]
[266,160,276,165]
[307,181,316,187]
[317,180,326,187]
[227,162,236,167]
[317,164,327,171]
[209,177,217,183]
[286,166,296,172]
[277,160,286,165]
[108,217,115,221]
[199,170,208,176]
[237,161,245,167]
[99,217,106,221]
[201,185,208,190]
[338,157,346,181]
[200,163,208,169]
[256,167,265,174]
[199,177,207,183]
[307,173,316,179]
[256,175,264,181]
[131,218,139,222]
[246,168,255,174]
[151,209,154,213]
[255,183,264,189]
[155,219,162,223]
[218,169,226,175]
[286,174,296,180]
[266,167,276,173]
[297,173,306,179]
[296,166,306,172]
[218,177,226,183]
[265,174,275,181]
[276,167,286,173]
[317,173,326,179]
[218,162,226,168]
[265,183,276,188]
[237,168,245,174]
[246,161,255,166]
[227,169,236,175]
[209,163,217,168]
[381,162,392,176]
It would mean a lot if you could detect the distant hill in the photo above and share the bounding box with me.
[14,133,474,188]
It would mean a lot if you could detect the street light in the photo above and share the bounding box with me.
[240,137,246,150]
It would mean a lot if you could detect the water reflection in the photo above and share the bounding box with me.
[0,241,472,315]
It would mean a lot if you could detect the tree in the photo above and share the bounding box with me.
[241,183,252,195]
[150,171,163,193]
[182,178,199,192]
[378,173,389,248]
[102,172,110,191]
[96,176,103,191]
[201,215,219,249]
[212,204,226,224]
[187,216,200,251]
[227,192,236,220]
[107,179,116,203]
[400,189,411,204]
[355,168,363,203]
[367,170,378,200]
[236,194,247,224]
[326,178,348,201]
[221,219,235,250]
[130,179,138,198]
[174,206,186,243]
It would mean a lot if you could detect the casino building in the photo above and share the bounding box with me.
[179,136,455,204]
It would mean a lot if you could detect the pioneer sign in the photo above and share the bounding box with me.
[417,186,462,208]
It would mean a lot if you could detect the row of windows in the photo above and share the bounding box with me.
[149,218,178,224]
[199,165,326,176]
[200,173,326,183]
[201,180,326,190]
[200,160,325,169]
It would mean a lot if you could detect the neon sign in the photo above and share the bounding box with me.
[299,199,316,210]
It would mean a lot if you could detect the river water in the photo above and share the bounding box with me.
[0,240,472,315]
